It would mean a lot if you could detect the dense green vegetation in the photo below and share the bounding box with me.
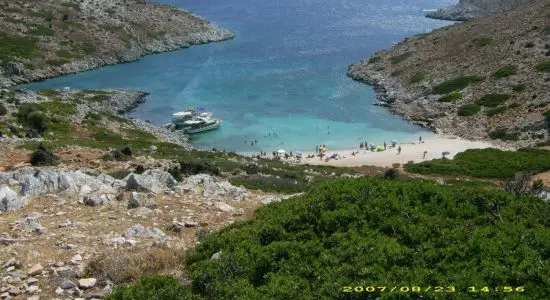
[368,55,381,63]
[457,103,481,116]
[409,72,426,83]
[108,177,550,300]
[27,24,55,36]
[0,31,38,61]
[544,110,550,129]
[432,76,484,94]
[492,65,517,79]
[474,94,511,107]
[0,103,6,116]
[405,148,550,179]
[473,36,492,47]
[535,61,550,72]
[389,52,413,64]
[438,91,462,102]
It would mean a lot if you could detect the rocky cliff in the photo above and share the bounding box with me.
[426,0,536,21]
[0,0,234,87]
[348,0,550,146]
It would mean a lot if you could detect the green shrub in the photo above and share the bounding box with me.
[432,76,484,94]
[27,24,54,36]
[474,36,492,47]
[485,105,508,116]
[474,93,511,107]
[116,177,550,300]
[405,148,550,179]
[368,55,381,63]
[0,103,7,116]
[0,31,38,61]
[409,72,426,83]
[511,84,526,92]
[390,51,413,64]
[30,143,59,166]
[438,91,462,102]
[390,69,403,77]
[507,102,521,109]
[383,168,398,180]
[107,276,191,300]
[492,65,517,79]
[544,110,550,129]
[179,161,220,176]
[81,42,98,55]
[525,41,535,48]
[457,103,480,116]
[488,128,519,141]
[536,61,550,72]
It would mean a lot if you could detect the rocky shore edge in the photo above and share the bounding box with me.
[425,0,535,21]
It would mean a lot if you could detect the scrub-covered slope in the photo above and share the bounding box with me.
[348,0,550,146]
[0,0,234,87]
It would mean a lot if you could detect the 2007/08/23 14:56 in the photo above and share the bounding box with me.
[343,286,525,293]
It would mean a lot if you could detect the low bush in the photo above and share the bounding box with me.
[474,36,492,47]
[107,276,191,300]
[474,93,511,107]
[389,69,403,76]
[536,61,550,72]
[179,161,221,176]
[544,110,550,129]
[29,143,59,166]
[409,72,426,83]
[492,65,517,79]
[432,75,484,94]
[488,128,519,141]
[438,91,462,102]
[511,84,526,92]
[485,105,508,116]
[368,55,381,63]
[457,103,480,116]
[405,148,550,179]
[383,168,398,180]
[0,103,6,116]
[389,52,413,64]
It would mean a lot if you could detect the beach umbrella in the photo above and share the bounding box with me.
[277,149,286,154]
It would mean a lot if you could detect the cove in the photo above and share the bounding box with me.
[22,0,455,153]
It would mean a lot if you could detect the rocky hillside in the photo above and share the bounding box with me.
[0,0,234,87]
[348,0,550,147]
[426,0,536,20]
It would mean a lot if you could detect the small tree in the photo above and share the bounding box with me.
[384,168,399,180]
[30,143,59,166]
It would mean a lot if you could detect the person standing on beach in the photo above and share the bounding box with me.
[384,142,387,150]
[423,150,427,159]
[419,136,422,143]
[316,145,319,153]
[397,146,401,155]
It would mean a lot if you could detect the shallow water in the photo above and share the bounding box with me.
[22,0,455,152]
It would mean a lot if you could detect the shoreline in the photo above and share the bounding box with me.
[242,135,511,168]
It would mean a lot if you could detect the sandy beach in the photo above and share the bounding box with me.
[295,136,510,168]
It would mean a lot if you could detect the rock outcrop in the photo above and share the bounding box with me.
[426,0,536,21]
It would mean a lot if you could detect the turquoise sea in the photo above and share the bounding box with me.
[22,0,455,153]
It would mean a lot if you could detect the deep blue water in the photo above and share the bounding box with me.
[22,0,455,152]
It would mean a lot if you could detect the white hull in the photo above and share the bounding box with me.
[184,121,221,134]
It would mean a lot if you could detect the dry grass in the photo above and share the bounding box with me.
[86,247,185,283]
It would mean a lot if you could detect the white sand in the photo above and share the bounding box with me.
[296,136,511,168]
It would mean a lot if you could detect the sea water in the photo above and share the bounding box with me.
[22,0,455,153]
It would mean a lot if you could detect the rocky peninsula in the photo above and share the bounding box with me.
[348,0,550,147]
[426,0,536,21]
[0,0,234,88]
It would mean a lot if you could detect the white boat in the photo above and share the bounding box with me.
[183,117,222,134]
[171,108,222,133]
